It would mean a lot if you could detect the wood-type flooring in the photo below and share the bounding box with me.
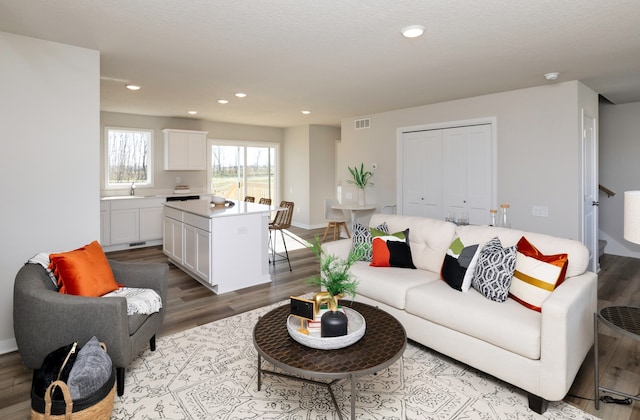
[1,226,639,419]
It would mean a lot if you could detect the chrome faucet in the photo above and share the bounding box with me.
[130,182,136,196]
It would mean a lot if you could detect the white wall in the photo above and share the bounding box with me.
[283,126,310,226]
[0,32,100,353]
[101,112,284,197]
[599,101,640,257]
[340,81,597,240]
[309,125,340,226]
[283,125,339,229]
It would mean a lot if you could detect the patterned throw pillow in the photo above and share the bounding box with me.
[441,237,480,291]
[350,222,389,261]
[471,237,517,302]
[370,228,416,268]
[509,236,568,312]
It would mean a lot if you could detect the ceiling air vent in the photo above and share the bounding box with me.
[354,117,371,130]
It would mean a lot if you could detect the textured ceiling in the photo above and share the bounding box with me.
[1,0,640,127]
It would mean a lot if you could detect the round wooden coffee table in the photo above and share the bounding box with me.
[253,300,406,420]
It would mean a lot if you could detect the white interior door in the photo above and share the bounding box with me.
[582,113,599,272]
[401,130,442,217]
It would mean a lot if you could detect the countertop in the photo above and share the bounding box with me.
[100,193,204,201]
[164,199,273,218]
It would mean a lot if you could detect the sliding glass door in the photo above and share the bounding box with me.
[208,141,277,202]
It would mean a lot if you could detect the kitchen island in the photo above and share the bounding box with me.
[163,199,273,294]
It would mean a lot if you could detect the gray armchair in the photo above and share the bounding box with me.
[13,259,168,396]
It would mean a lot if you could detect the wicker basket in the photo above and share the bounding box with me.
[30,368,116,420]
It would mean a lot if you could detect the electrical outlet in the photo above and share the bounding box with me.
[176,176,181,184]
[346,192,353,200]
[532,206,549,217]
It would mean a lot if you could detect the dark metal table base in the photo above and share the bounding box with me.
[594,306,640,410]
[258,354,355,420]
[253,301,406,420]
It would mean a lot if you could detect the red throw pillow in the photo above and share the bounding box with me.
[49,241,121,297]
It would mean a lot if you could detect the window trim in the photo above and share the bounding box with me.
[104,126,154,190]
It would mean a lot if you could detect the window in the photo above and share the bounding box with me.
[208,140,278,202]
[105,127,153,188]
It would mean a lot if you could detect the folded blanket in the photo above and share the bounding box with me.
[102,287,163,315]
[27,252,58,288]
[27,255,162,316]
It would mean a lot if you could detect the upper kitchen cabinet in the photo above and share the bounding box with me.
[163,129,208,170]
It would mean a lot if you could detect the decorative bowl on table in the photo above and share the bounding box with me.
[211,195,226,204]
[287,307,366,350]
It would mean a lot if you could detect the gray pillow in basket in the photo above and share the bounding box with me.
[67,336,113,399]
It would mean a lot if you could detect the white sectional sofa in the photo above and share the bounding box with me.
[321,213,597,414]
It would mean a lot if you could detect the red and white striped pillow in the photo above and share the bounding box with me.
[509,236,568,312]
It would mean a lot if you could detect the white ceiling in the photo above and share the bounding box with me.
[2,0,640,128]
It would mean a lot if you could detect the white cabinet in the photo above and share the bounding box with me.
[110,207,139,244]
[106,197,166,250]
[400,124,494,225]
[163,207,183,263]
[164,207,211,283]
[140,206,164,241]
[183,212,211,283]
[163,129,208,170]
[162,202,271,294]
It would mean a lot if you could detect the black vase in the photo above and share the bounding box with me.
[321,310,348,337]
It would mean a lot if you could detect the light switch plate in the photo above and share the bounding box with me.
[532,206,549,217]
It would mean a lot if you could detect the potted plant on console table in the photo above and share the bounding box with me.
[308,238,359,337]
[347,163,374,206]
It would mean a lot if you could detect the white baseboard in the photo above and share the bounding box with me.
[0,337,17,355]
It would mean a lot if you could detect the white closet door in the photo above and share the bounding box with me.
[402,130,442,217]
[442,127,468,218]
[401,123,493,224]
[443,124,492,225]
[466,125,493,225]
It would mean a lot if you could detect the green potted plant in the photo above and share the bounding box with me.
[347,163,374,205]
[307,237,358,307]
[307,237,359,336]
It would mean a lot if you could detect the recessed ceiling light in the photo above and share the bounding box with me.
[235,92,247,98]
[401,25,425,38]
[301,110,311,115]
[217,99,229,104]
[544,72,560,81]
[125,84,141,91]
[188,111,198,115]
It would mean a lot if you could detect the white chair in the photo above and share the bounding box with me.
[381,204,397,214]
[323,198,351,241]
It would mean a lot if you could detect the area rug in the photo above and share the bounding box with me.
[112,300,599,419]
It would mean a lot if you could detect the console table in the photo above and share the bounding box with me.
[594,306,640,409]
[331,203,375,226]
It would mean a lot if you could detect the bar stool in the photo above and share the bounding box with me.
[269,201,294,271]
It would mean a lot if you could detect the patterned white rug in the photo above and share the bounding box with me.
[112,300,599,419]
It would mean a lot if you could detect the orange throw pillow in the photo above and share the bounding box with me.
[49,241,121,297]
